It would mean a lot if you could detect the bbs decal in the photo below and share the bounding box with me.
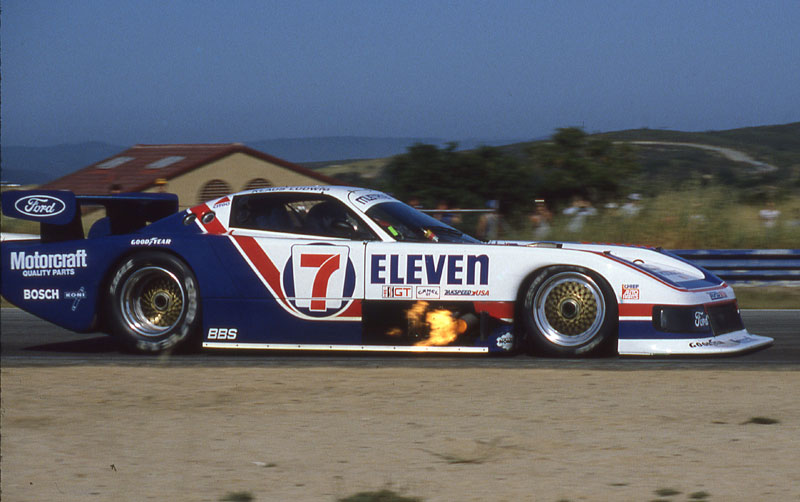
[207,328,238,340]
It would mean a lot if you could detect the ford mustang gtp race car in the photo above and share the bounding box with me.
[1,186,773,356]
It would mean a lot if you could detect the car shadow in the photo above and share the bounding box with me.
[26,336,120,354]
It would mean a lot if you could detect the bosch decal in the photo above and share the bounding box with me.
[10,250,88,277]
[282,244,356,317]
[621,284,640,301]
[14,195,67,218]
[23,288,60,300]
[370,254,489,286]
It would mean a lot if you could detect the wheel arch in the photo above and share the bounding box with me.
[514,263,620,356]
[95,247,196,334]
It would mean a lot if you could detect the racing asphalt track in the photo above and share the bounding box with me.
[1,308,798,368]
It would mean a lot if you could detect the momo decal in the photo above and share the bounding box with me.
[370,254,489,286]
[353,192,393,205]
[282,244,356,317]
[10,250,87,277]
[14,195,66,218]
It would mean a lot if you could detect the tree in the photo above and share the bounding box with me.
[381,143,536,214]
[526,127,639,203]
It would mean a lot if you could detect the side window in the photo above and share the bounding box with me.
[230,194,377,240]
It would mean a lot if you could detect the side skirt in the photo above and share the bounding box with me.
[203,342,488,353]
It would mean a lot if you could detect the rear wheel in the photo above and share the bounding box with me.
[107,252,200,353]
[522,266,617,356]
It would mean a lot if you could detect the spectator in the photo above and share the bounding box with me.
[476,200,500,241]
[529,199,553,240]
[620,193,642,217]
[759,201,781,228]
[563,197,596,233]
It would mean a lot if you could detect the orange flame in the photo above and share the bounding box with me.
[415,309,460,346]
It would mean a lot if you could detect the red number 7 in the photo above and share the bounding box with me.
[300,254,341,311]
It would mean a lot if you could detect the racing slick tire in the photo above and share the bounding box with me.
[522,266,617,357]
[107,251,200,354]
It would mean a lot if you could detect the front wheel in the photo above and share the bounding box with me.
[522,266,617,356]
[107,251,200,353]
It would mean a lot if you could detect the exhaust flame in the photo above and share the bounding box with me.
[416,309,460,346]
[403,301,465,347]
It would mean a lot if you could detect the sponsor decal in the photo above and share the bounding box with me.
[130,237,172,246]
[621,284,640,301]
[444,289,490,297]
[382,286,412,298]
[207,328,238,340]
[213,196,231,208]
[496,332,514,351]
[23,288,59,300]
[689,338,725,348]
[65,287,87,311]
[708,290,728,301]
[415,286,440,299]
[282,244,356,317]
[14,195,66,218]
[370,253,489,286]
[694,311,710,328]
[10,250,88,277]
[353,192,393,205]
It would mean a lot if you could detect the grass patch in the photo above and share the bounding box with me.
[220,492,254,502]
[690,491,711,500]
[338,489,422,502]
[742,416,780,425]
[732,286,800,309]
[654,487,682,497]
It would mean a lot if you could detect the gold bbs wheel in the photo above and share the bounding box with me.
[120,266,186,337]
[532,271,606,348]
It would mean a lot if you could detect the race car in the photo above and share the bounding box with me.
[1,186,773,356]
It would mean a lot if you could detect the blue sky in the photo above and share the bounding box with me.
[2,0,799,146]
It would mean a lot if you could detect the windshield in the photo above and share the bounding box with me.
[365,202,481,243]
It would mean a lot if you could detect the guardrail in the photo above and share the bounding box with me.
[672,249,800,284]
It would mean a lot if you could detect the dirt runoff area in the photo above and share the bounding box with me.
[2,366,799,502]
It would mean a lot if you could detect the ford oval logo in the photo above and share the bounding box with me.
[14,195,67,218]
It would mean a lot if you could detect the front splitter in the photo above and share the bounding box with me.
[618,329,774,356]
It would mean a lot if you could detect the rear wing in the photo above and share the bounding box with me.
[1,190,179,243]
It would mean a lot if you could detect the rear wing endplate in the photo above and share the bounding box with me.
[1,190,179,243]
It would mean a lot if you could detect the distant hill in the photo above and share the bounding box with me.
[0,136,526,185]
[308,123,800,190]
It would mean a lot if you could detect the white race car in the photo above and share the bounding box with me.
[1,186,773,356]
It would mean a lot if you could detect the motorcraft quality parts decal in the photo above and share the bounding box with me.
[190,205,361,321]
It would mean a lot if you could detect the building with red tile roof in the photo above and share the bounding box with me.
[42,143,339,208]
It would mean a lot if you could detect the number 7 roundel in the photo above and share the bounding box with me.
[282,244,357,317]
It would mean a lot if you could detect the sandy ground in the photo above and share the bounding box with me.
[2,366,799,502]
